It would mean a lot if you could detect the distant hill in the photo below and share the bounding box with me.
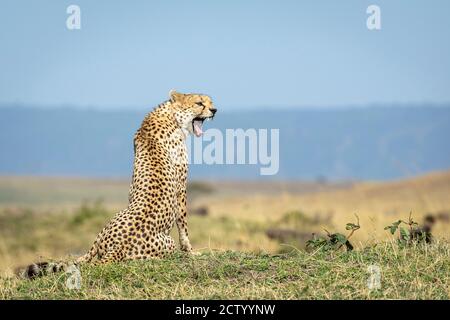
[0,105,449,180]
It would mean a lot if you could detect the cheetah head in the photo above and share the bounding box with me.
[169,90,217,137]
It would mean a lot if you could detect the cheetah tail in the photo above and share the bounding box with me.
[16,261,71,279]
[16,246,97,279]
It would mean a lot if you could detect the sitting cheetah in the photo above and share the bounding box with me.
[23,90,217,278]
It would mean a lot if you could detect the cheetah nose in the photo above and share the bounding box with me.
[210,108,217,115]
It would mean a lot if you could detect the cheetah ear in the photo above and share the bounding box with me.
[169,90,184,102]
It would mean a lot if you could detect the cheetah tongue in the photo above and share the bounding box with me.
[193,120,203,137]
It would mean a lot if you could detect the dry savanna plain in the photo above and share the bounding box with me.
[0,171,449,299]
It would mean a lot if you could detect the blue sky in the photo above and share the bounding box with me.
[0,0,449,109]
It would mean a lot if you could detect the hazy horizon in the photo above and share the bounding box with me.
[1,106,449,180]
[2,102,450,113]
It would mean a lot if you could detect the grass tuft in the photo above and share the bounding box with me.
[1,242,449,300]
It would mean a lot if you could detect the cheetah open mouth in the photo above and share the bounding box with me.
[192,117,209,137]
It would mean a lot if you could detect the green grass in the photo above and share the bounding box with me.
[1,242,449,300]
[0,178,449,300]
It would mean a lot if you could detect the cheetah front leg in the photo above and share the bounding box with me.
[176,189,193,253]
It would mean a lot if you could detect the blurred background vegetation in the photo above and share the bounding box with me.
[1,172,449,276]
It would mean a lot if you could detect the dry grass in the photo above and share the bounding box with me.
[0,171,449,299]
[1,243,449,300]
[193,171,450,245]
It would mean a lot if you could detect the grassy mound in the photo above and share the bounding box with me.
[1,241,449,300]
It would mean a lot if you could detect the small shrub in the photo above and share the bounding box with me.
[385,212,435,247]
[70,201,109,226]
[306,214,360,252]
[188,182,214,194]
[278,210,313,227]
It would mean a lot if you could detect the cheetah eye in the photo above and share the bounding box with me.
[196,102,204,107]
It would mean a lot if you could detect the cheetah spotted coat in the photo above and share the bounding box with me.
[23,91,217,277]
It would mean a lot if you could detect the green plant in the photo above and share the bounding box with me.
[384,212,431,247]
[306,214,360,251]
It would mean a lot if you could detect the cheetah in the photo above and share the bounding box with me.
[22,90,217,278]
